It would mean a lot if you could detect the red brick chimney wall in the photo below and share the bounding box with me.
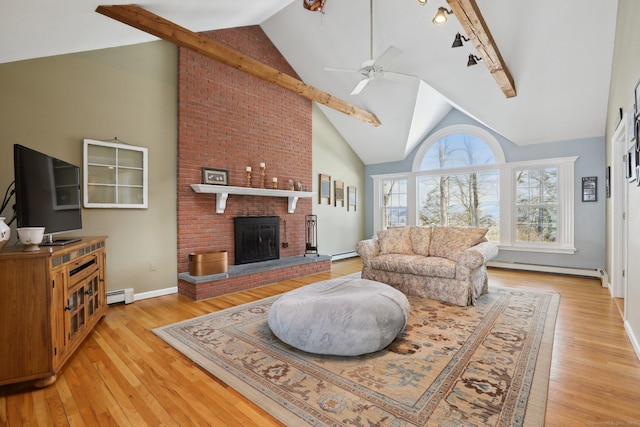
[177,26,312,276]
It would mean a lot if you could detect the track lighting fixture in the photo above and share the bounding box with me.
[467,54,482,66]
[432,7,452,25]
[451,32,469,48]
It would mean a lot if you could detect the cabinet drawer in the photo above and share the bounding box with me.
[67,253,99,284]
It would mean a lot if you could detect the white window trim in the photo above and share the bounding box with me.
[372,155,577,254]
[371,174,411,233]
[500,156,576,254]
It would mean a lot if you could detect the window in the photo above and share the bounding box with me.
[515,168,558,243]
[418,170,500,241]
[381,178,408,228]
[415,126,501,241]
[372,125,576,254]
[83,139,148,208]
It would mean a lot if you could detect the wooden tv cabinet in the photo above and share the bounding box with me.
[0,236,108,387]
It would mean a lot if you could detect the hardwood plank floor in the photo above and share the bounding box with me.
[1,259,639,426]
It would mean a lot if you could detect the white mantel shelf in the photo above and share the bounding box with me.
[191,184,313,214]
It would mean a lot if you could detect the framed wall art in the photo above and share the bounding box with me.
[202,167,229,185]
[334,180,344,207]
[347,186,357,211]
[581,176,597,202]
[319,174,331,204]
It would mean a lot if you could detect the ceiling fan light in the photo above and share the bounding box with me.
[432,7,452,25]
[451,32,469,48]
[467,54,482,67]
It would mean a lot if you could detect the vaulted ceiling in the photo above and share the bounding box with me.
[0,0,618,164]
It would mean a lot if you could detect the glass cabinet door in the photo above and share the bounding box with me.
[83,139,148,208]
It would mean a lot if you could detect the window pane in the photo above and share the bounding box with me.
[382,178,407,229]
[515,168,558,243]
[418,171,500,240]
[419,133,496,170]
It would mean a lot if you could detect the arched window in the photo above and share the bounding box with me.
[412,124,505,171]
[412,125,504,241]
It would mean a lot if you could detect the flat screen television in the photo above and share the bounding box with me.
[13,144,82,245]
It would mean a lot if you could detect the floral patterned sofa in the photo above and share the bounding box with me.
[355,226,498,306]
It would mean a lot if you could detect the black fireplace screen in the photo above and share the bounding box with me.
[234,216,280,265]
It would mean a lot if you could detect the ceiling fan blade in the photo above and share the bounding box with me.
[374,46,402,68]
[350,78,371,95]
[382,71,418,82]
[324,66,359,73]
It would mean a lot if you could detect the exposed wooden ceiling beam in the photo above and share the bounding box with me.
[96,5,381,126]
[446,0,516,98]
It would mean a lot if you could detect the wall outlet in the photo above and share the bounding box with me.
[149,261,157,271]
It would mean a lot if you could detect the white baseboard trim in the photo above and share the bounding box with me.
[488,261,603,280]
[133,286,178,301]
[625,320,640,362]
[331,251,358,261]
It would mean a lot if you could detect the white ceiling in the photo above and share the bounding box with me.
[0,0,618,164]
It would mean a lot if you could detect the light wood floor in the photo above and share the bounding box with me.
[1,258,639,426]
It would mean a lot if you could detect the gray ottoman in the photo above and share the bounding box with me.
[267,277,410,356]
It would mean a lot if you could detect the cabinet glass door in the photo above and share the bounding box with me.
[83,139,148,208]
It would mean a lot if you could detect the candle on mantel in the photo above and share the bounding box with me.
[260,162,266,168]
[246,166,251,172]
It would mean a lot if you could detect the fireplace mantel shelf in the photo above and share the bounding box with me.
[191,184,313,214]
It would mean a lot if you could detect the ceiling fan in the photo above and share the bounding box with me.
[325,0,418,95]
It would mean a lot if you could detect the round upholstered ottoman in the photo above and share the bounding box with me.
[267,277,410,356]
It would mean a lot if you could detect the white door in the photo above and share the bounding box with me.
[611,114,629,301]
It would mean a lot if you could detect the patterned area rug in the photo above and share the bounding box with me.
[153,284,559,426]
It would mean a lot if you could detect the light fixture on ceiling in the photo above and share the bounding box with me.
[416,0,427,4]
[432,7,453,25]
[451,32,470,48]
[467,54,482,66]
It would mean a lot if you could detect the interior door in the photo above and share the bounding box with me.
[611,114,628,303]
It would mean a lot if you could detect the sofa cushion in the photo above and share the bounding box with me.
[370,254,456,279]
[429,227,488,262]
[410,226,432,257]
[377,227,413,255]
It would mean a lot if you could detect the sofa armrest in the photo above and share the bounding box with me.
[356,239,380,265]
[457,241,499,269]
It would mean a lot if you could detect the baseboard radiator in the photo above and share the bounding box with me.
[106,288,135,305]
[331,251,358,261]
[488,261,607,285]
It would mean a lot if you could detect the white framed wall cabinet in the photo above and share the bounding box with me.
[83,139,148,208]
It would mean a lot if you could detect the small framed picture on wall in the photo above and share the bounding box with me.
[582,176,597,202]
[334,180,344,207]
[202,167,229,185]
[319,174,331,204]
[347,186,357,211]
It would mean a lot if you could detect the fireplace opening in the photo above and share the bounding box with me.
[234,216,280,265]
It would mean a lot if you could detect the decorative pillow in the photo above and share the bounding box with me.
[429,227,488,262]
[377,227,413,255]
[450,226,489,243]
[410,226,432,257]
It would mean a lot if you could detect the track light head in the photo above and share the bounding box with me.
[432,7,452,25]
[467,54,482,66]
[451,32,470,48]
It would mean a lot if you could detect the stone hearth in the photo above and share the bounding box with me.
[178,255,331,301]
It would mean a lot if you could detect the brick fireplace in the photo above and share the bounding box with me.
[176,26,330,300]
